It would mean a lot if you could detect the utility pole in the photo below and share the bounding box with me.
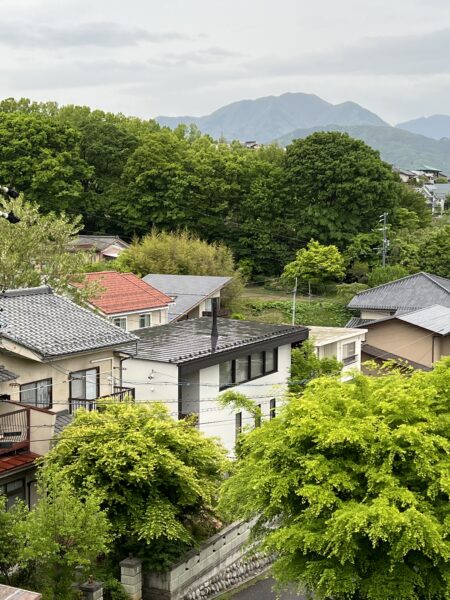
[380,212,389,268]
[291,277,298,325]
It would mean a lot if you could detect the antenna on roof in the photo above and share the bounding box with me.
[211,298,218,352]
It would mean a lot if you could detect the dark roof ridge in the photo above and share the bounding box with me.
[1,286,52,298]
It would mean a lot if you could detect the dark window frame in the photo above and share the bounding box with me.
[0,478,26,509]
[270,398,276,420]
[69,367,100,400]
[235,412,242,440]
[20,378,53,409]
[219,348,278,390]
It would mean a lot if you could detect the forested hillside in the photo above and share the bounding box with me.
[0,98,431,279]
[276,124,450,172]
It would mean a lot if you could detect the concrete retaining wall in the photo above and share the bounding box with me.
[143,520,268,600]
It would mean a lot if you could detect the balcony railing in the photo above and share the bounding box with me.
[0,408,30,456]
[69,386,135,414]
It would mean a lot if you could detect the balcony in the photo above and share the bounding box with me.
[0,407,30,456]
[69,386,135,414]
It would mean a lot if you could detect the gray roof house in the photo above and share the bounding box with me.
[70,235,129,262]
[142,274,232,322]
[347,273,450,371]
[120,317,308,455]
[0,286,136,508]
[347,272,450,327]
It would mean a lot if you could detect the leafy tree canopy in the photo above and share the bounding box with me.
[40,403,228,569]
[220,360,450,600]
[284,132,405,247]
[289,339,342,395]
[367,264,411,288]
[115,229,243,306]
[0,196,95,300]
[281,240,346,290]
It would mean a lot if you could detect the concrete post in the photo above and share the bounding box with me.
[120,557,143,600]
[79,579,103,600]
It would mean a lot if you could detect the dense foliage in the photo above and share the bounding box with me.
[0,196,96,299]
[40,403,227,569]
[0,478,109,599]
[289,339,342,394]
[282,240,346,291]
[0,99,430,278]
[220,360,450,600]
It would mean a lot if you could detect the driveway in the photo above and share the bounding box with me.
[229,577,306,599]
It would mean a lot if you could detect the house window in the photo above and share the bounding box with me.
[264,349,277,373]
[70,368,99,400]
[139,313,152,328]
[219,348,279,390]
[342,342,357,366]
[113,316,127,330]
[235,357,249,384]
[255,404,262,428]
[204,298,213,312]
[20,378,52,409]
[270,398,276,420]
[235,412,242,440]
[0,479,25,509]
[250,353,264,378]
[219,361,233,388]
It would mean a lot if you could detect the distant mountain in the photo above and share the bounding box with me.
[156,92,388,143]
[275,125,450,173]
[396,115,450,140]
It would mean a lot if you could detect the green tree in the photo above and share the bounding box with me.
[367,264,411,287]
[20,478,110,599]
[220,360,450,600]
[40,403,227,569]
[281,240,345,292]
[0,497,28,584]
[289,340,342,394]
[0,110,92,213]
[0,196,94,300]
[284,132,405,247]
[115,229,243,307]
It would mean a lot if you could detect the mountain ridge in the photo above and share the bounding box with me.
[156,92,388,143]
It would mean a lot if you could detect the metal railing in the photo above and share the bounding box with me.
[0,408,30,455]
[69,387,135,414]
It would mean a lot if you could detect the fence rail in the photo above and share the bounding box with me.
[69,387,135,414]
[0,408,30,455]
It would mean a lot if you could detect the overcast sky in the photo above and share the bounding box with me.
[1,0,450,123]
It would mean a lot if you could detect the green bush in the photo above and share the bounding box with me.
[367,264,410,287]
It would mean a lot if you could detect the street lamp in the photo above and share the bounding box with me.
[0,185,20,223]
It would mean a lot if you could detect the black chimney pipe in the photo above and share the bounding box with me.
[211,298,218,352]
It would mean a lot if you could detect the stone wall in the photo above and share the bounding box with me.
[143,520,270,600]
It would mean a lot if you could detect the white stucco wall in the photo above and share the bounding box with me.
[125,344,292,456]
[122,358,179,418]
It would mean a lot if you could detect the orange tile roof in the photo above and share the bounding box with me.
[75,271,172,315]
[0,452,40,474]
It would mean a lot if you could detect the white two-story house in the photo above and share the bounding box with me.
[119,314,308,455]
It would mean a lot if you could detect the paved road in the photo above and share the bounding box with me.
[230,577,305,600]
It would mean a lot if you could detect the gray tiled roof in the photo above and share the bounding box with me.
[396,304,450,335]
[345,317,375,328]
[0,287,137,360]
[0,365,18,382]
[54,410,74,435]
[348,272,450,311]
[120,317,308,364]
[72,235,129,252]
[143,274,232,322]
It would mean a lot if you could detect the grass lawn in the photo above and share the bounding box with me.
[233,286,352,328]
